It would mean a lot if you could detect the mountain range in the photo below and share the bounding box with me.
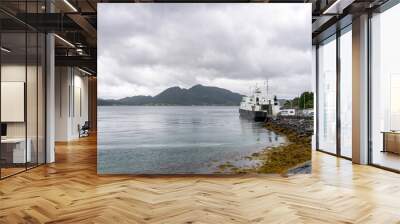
[98,84,244,106]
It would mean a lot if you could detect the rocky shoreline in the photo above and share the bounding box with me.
[216,116,313,175]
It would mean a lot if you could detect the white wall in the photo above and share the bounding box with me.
[1,63,46,165]
[70,73,89,138]
[1,65,38,138]
[55,66,70,141]
[55,67,89,141]
[1,65,26,136]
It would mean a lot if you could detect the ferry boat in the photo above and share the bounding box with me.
[239,83,280,122]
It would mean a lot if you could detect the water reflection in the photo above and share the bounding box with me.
[98,106,286,174]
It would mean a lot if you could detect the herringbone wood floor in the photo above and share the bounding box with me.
[1,135,400,224]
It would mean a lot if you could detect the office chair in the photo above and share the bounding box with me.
[79,121,90,138]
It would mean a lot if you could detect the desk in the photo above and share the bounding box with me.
[382,131,400,154]
[1,138,31,163]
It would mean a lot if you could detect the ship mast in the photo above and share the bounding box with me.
[265,79,269,100]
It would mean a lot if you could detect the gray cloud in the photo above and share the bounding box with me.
[98,3,312,99]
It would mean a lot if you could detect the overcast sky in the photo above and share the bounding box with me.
[98,3,312,100]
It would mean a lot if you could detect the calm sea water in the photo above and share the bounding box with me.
[97,106,286,174]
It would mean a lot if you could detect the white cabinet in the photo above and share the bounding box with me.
[1,138,32,163]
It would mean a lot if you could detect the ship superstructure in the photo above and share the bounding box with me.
[239,83,281,121]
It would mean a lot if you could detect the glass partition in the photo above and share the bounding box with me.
[0,3,46,179]
[317,35,337,154]
[1,31,28,177]
[371,3,400,171]
[339,27,352,158]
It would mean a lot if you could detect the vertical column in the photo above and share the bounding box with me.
[46,33,55,163]
[46,0,55,163]
[352,14,369,164]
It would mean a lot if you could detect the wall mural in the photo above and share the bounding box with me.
[97,3,313,175]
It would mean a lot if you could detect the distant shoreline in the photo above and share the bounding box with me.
[98,84,244,106]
